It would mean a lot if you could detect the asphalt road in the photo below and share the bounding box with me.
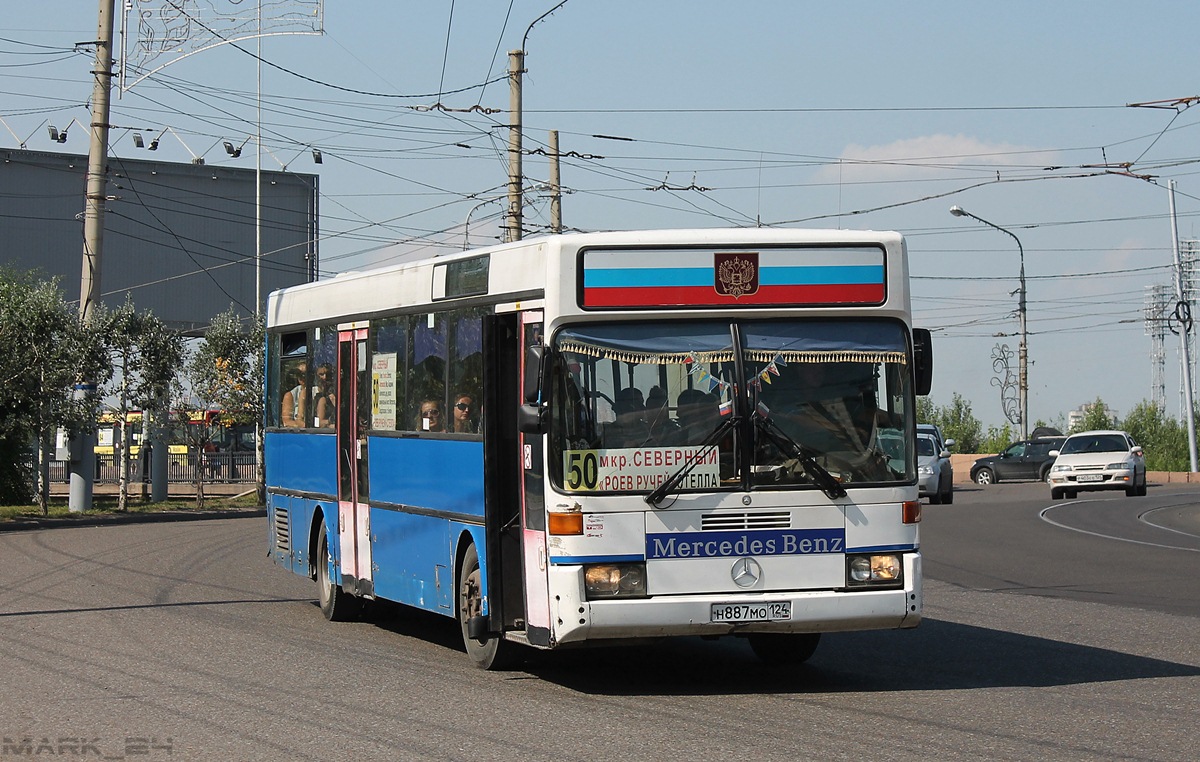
[923,480,1200,617]
[0,484,1197,761]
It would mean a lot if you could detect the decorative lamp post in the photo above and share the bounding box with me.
[951,205,1029,439]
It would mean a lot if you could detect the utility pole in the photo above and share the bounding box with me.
[549,129,562,233]
[505,50,524,243]
[70,0,116,512]
[1169,180,1199,471]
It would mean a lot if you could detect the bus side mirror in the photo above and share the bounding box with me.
[523,345,544,405]
[913,328,933,396]
[518,404,546,434]
[519,345,547,434]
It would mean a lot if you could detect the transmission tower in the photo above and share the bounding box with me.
[1181,240,1200,416]
[1145,284,1170,409]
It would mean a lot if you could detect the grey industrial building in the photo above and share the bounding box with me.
[0,149,317,332]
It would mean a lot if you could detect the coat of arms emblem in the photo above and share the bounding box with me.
[714,252,759,298]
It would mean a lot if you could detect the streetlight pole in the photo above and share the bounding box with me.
[951,205,1029,440]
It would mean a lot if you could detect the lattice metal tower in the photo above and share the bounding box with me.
[1181,240,1200,416]
[1145,283,1170,410]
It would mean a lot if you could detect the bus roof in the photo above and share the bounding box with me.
[267,228,905,330]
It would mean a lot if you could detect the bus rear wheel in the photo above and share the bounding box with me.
[316,521,360,621]
[457,543,515,670]
[747,632,821,665]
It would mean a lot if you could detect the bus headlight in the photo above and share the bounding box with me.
[846,554,903,588]
[584,563,647,599]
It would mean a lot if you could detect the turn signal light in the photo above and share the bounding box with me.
[548,511,583,535]
[902,500,922,524]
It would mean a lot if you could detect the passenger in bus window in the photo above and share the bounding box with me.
[645,385,679,443]
[314,363,336,427]
[786,362,860,448]
[673,388,720,446]
[452,392,478,433]
[604,387,653,448]
[418,399,444,432]
[281,361,308,428]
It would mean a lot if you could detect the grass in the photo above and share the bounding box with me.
[0,491,261,522]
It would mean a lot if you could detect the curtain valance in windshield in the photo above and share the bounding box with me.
[556,320,907,366]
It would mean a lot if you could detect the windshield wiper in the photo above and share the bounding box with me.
[644,415,740,508]
[753,411,847,500]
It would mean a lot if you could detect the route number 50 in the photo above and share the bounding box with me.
[565,450,599,490]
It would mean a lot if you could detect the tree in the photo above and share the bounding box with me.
[101,298,183,510]
[918,393,984,452]
[183,307,264,507]
[1122,400,1190,472]
[915,397,936,430]
[0,268,110,510]
[979,423,1017,454]
[940,393,984,452]
[1070,398,1115,434]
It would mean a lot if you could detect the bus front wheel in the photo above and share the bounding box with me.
[747,632,821,666]
[457,543,515,670]
[316,521,360,622]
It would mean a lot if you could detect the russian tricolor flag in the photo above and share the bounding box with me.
[581,247,885,308]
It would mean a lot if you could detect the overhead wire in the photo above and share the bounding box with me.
[475,0,516,108]
[4,20,1195,295]
[436,0,457,104]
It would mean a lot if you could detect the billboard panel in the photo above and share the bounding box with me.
[0,150,316,333]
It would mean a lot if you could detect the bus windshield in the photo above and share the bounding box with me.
[550,318,915,495]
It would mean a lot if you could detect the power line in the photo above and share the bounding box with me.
[524,104,1128,114]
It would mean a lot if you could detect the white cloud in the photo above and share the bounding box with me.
[817,134,1053,184]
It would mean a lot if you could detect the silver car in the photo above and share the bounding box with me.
[1049,429,1147,499]
[917,433,953,504]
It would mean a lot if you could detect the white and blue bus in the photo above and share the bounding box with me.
[265,228,933,668]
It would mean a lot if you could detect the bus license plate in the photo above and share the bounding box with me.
[1077,474,1104,482]
[711,601,791,623]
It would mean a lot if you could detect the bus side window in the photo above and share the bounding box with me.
[410,313,447,432]
[450,308,485,435]
[277,331,309,428]
[312,325,338,428]
[370,316,409,433]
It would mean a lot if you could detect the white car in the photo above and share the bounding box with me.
[916,433,953,504]
[1048,430,1147,500]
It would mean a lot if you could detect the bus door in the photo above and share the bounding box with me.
[518,311,550,643]
[337,326,373,596]
[483,310,548,646]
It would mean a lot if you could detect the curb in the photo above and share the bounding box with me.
[0,508,266,533]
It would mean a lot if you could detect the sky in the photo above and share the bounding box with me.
[4,0,1200,433]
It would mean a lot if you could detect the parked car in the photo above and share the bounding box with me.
[970,436,1066,484]
[1048,430,1147,499]
[917,433,953,504]
[917,423,955,455]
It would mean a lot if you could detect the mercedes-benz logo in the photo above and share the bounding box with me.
[731,557,762,588]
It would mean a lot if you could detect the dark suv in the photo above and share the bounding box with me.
[970,436,1066,484]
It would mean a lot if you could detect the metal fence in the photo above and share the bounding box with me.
[46,451,256,484]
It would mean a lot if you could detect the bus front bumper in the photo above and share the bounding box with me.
[548,553,922,645]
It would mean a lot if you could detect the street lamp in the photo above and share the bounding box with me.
[950,205,1029,439]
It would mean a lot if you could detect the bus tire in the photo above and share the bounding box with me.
[316,521,360,622]
[457,543,515,670]
[747,632,821,665]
